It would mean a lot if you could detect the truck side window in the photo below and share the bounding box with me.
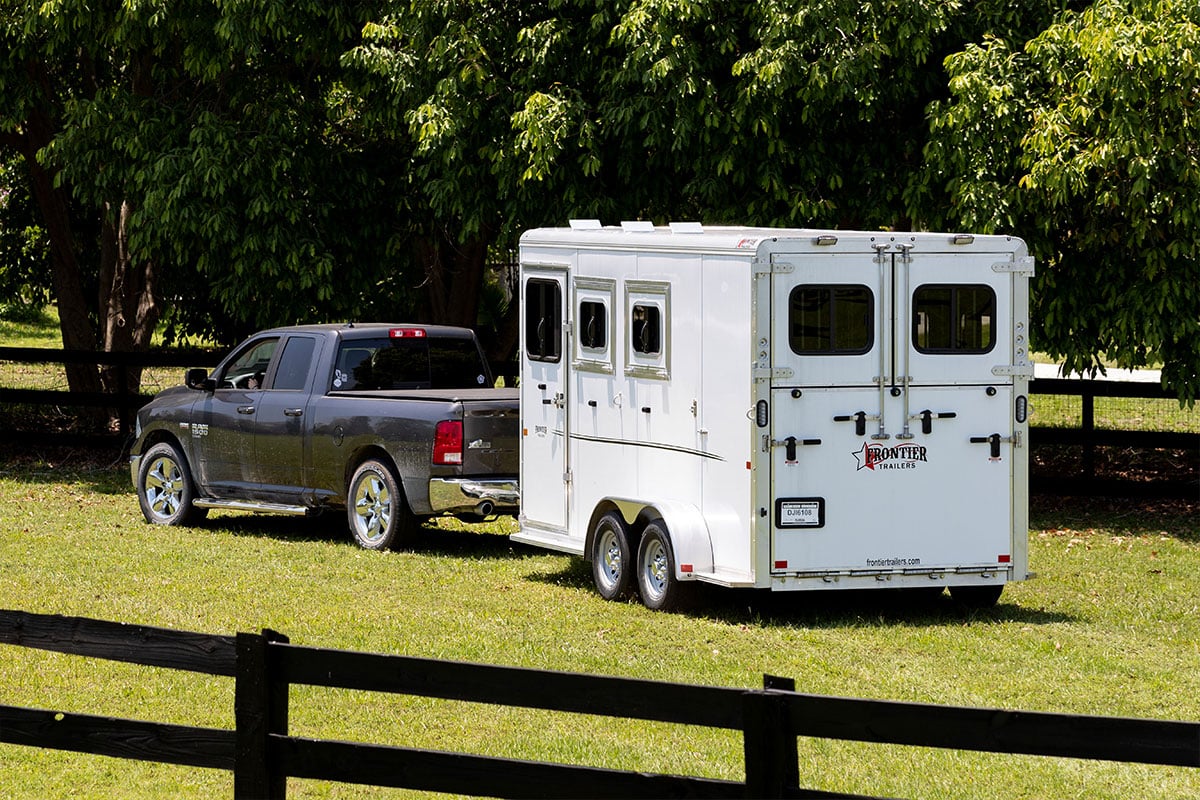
[218,338,278,389]
[913,284,996,353]
[270,336,317,391]
[789,285,873,355]
[579,300,607,350]
[631,304,661,355]
[525,278,562,362]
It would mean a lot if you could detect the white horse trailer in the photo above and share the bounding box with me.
[515,222,1034,610]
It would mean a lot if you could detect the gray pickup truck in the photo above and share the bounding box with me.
[130,323,519,549]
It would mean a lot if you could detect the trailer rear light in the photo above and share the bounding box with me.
[389,327,427,338]
[433,420,463,465]
[998,554,1011,563]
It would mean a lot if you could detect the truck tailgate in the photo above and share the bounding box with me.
[459,390,520,475]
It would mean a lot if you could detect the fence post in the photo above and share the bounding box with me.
[743,674,798,798]
[1081,385,1096,479]
[235,629,290,800]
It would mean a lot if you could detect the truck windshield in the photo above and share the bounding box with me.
[332,337,488,391]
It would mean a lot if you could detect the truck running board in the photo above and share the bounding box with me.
[193,498,310,516]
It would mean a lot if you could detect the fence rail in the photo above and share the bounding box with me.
[1,610,1197,799]
[0,349,1195,496]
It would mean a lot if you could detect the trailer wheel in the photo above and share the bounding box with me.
[636,521,695,612]
[949,584,1003,608]
[591,513,634,600]
[137,442,206,526]
[347,460,419,550]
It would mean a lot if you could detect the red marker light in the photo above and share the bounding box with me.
[998,554,1011,563]
[389,328,426,338]
[774,560,788,569]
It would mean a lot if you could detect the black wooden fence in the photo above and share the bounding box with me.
[0,347,1196,496]
[1,610,1197,799]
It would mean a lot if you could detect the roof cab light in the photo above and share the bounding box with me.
[390,327,426,338]
[433,420,464,465]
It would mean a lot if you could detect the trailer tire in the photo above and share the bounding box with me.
[137,442,207,526]
[949,584,1003,608]
[591,512,634,600]
[347,459,419,550]
[636,521,696,612]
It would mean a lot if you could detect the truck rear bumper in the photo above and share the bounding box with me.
[428,477,520,516]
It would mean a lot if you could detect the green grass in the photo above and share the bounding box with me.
[0,458,1197,799]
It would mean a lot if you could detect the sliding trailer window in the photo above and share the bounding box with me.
[788,285,874,355]
[625,280,670,380]
[913,284,996,354]
[573,277,616,374]
[525,278,563,363]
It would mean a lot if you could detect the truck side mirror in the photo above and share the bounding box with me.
[185,367,215,392]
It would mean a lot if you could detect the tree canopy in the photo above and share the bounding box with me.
[1,0,1196,400]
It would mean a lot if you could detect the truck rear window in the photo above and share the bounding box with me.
[332,338,488,391]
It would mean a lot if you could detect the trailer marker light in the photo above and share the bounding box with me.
[680,564,693,573]
[813,234,838,246]
[389,327,426,338]
[998,554,1011,563]
[774,560,788,569]
[746,461,752,470]
[951,234,975,245]
[755,400,769,427]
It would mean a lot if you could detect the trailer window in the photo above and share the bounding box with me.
[579,300,607,350]
[788,285,873,355]
[525,278,562,362]
[913,284,995,354]
[631,304,661,355]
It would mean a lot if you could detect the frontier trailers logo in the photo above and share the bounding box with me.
[853,442,929,471]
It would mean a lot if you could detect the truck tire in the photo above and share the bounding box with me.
[636,521,696,612]
[136,441,206,526]
[347,459,420,550]
[591,512,634,601]
[949,584,1003,608]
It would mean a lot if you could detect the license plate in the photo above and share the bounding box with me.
[776,498,824,528]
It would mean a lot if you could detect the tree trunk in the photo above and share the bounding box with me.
[20,99,103,397]
[415,229,489,328]
[98,199,161,399]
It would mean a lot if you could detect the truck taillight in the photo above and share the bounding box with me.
[433,420,463,465]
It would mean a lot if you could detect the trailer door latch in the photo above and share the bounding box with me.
[969,433,1013,458]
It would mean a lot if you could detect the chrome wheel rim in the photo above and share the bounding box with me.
[596,528,622,592]
[352,473,392,544]
[642,537,668,600]
[144,455,184,521]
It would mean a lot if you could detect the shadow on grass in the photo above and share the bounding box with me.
[1031,494,1199,543]
[526,558,1075,628]
[201,511,532,562]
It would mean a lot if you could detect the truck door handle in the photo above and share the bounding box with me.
[970,433,1008,458]
[237,406,256,415]
[284,408,303,417]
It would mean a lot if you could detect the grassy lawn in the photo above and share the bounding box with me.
[0,454,1197,799]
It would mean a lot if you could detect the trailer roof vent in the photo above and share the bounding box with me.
[569,219,602,230]
[669,221,704,234]
[813,234,838,246]
[621,220,656,233]
[951,234,975,245]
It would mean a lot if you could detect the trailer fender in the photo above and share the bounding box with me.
[584,499,715,580]
[642,501,715,580]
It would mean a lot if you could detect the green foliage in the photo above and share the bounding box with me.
[0,156,50,311]
[922,0,1200,402]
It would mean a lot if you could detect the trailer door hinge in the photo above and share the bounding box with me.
[756,259,795,277]
[992,256,1035,277]
[991,364,1034,378]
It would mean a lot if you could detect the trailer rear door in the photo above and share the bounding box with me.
[764,241,1018,578]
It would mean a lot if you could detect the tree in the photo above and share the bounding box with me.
[920,0,1200,402]
[0,1,402,395]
